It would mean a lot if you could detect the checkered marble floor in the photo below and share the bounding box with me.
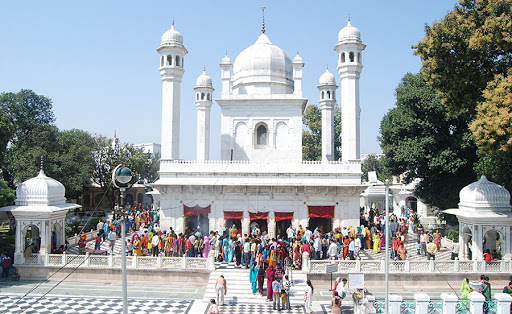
[214,304,304,314]
[0,295,193,313]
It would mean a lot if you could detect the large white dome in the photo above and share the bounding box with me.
[195,70,213,88]
[459,175,511,212]
[232,33,293,95]
[318,68,336,86]
[161,24,183,46]
[15,169,66,206]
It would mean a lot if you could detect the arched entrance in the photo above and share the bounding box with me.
[24,224,40,252]
[52,222,63,252]
[308,206,334,234]
[183,205,210,237]
[406,197,417,213]
[484,229,503,259]
[275,212,294,239]
[125,194,134,206]
[249,212,268,236]
[462,226,472,260]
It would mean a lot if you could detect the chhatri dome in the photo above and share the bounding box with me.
[458,175,511,212]
[195,69,213,88]
[160,20,184,46]
[338,18,361,43]
[15,168,66,206]
[318,68,336,86]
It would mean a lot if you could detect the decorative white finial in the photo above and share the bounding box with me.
[38,156,46,177]
[261,6,266,34]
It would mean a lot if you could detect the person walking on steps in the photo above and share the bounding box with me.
[304,279,314,314]
[215,275,227,306]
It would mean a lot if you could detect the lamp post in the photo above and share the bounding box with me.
[112,165,133,314]
[384,179,390,314]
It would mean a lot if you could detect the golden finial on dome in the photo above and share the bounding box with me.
[261,6,266,34]
[172,18,174,26]
[348,13,351,21]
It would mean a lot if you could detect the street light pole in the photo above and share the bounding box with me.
[112,165,132,314]
[384,179,390,314]
[120,187,127,314]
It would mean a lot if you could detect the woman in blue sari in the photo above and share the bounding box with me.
[223,237,229,262]
[228,237,235,262]
[249,262,258,294]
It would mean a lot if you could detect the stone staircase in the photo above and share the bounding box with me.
[204,267,308,305]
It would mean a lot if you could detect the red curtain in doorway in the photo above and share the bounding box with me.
[274,212,294,222]
[249,212,269,221]
[183,205,211,217]
[307,206,334,218]
[224,211,243,220]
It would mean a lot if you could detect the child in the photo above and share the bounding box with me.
[208,298,219,314]
[416,239,421,255]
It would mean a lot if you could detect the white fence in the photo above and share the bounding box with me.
[308,257,512,274]
[19,253,211,271]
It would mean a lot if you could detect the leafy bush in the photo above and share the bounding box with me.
[85,217,101,233]
[447,229,459,240]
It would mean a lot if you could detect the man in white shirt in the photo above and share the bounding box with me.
[313,235,321,260]
[335,278,348,300]
[328,239,338,259]
[304,227,312,243]
[286,225,295,242]
[151,234,160,257]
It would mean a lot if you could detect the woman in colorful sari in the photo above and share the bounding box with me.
[373,232,380,253]
[132,235,142,257]
[460,278,472,299]
[257,262,266,296]
[434,230,442,251]
[223,237,230,262]
[228,237,235,262]
[249,262,258,294]
[365,227,372,250]
[230,224,237,239]
[379,231,385,252]
[266,265,275,301]
[269,247,277,269]
[202,235,210,258]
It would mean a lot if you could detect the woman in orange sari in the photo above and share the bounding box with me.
[365,227,372,250]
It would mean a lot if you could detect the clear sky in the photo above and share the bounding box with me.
[0,1,457,160]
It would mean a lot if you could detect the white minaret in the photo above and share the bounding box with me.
[292,52,304,97]
[157,21,187,160]
[334,16,365,162]
[318,67,338,161]
[194,69,214,161]
[220,54,232,96]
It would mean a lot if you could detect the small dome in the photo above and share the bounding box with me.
[15,169,66,206]
[161,24,183,46]
[459,175,511,212]
[319,68,336,86]
[196,70,213,88]
[293,53,303,64]
[232,33,293,94]
[338,20,361,42]
[221,54,231,65]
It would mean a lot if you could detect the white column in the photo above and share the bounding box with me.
[495,293,512,314]
[468,292,485,314]
[340,75,360,161]
[292,55,304,97]
[196,102,212,161]
[242,211,250,236]
[220,57,232,97]
[441,293,458,314]
[321,102,334,161]
[388,295,403,314]
[268,212,275,239]
[161,69,184,160]
[414,293,430,314]
[473,225,483,261]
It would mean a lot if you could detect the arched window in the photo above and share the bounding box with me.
[321,91,324,99]
[201,93,205,100]
[167,55,172,66]
[256,124,268,146]
[327,91,331,99]
[176,55,180,67]
[196,93,199,100]
[358,52,362,63]
[332,90,335,100]
[349,52,354,62]
[160,56,164,67]
[341,53,346,63]
[207,93,210,100]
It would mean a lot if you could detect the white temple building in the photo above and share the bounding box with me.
[444,176,512,260]
[153,18,366,237]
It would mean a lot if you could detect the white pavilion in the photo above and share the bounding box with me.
[152,17,367,237]
[444,175,512,260]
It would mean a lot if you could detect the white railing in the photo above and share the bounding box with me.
[21,253,209,271]
[160,159,360,165]
[308,259,512,274]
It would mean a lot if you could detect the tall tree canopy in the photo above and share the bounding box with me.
[379,73,478,212]
[302,104,342,161]
[415,0,512,153]
[361,154,392,183]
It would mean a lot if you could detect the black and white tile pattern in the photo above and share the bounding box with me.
[0,295,193,313]
[215,304,304,314]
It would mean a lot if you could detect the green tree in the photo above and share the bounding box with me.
[379,73,478,213]
[414,0,512,152]
[0,180,15,207]
[302,104,341,161]
[361,154,392,182]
